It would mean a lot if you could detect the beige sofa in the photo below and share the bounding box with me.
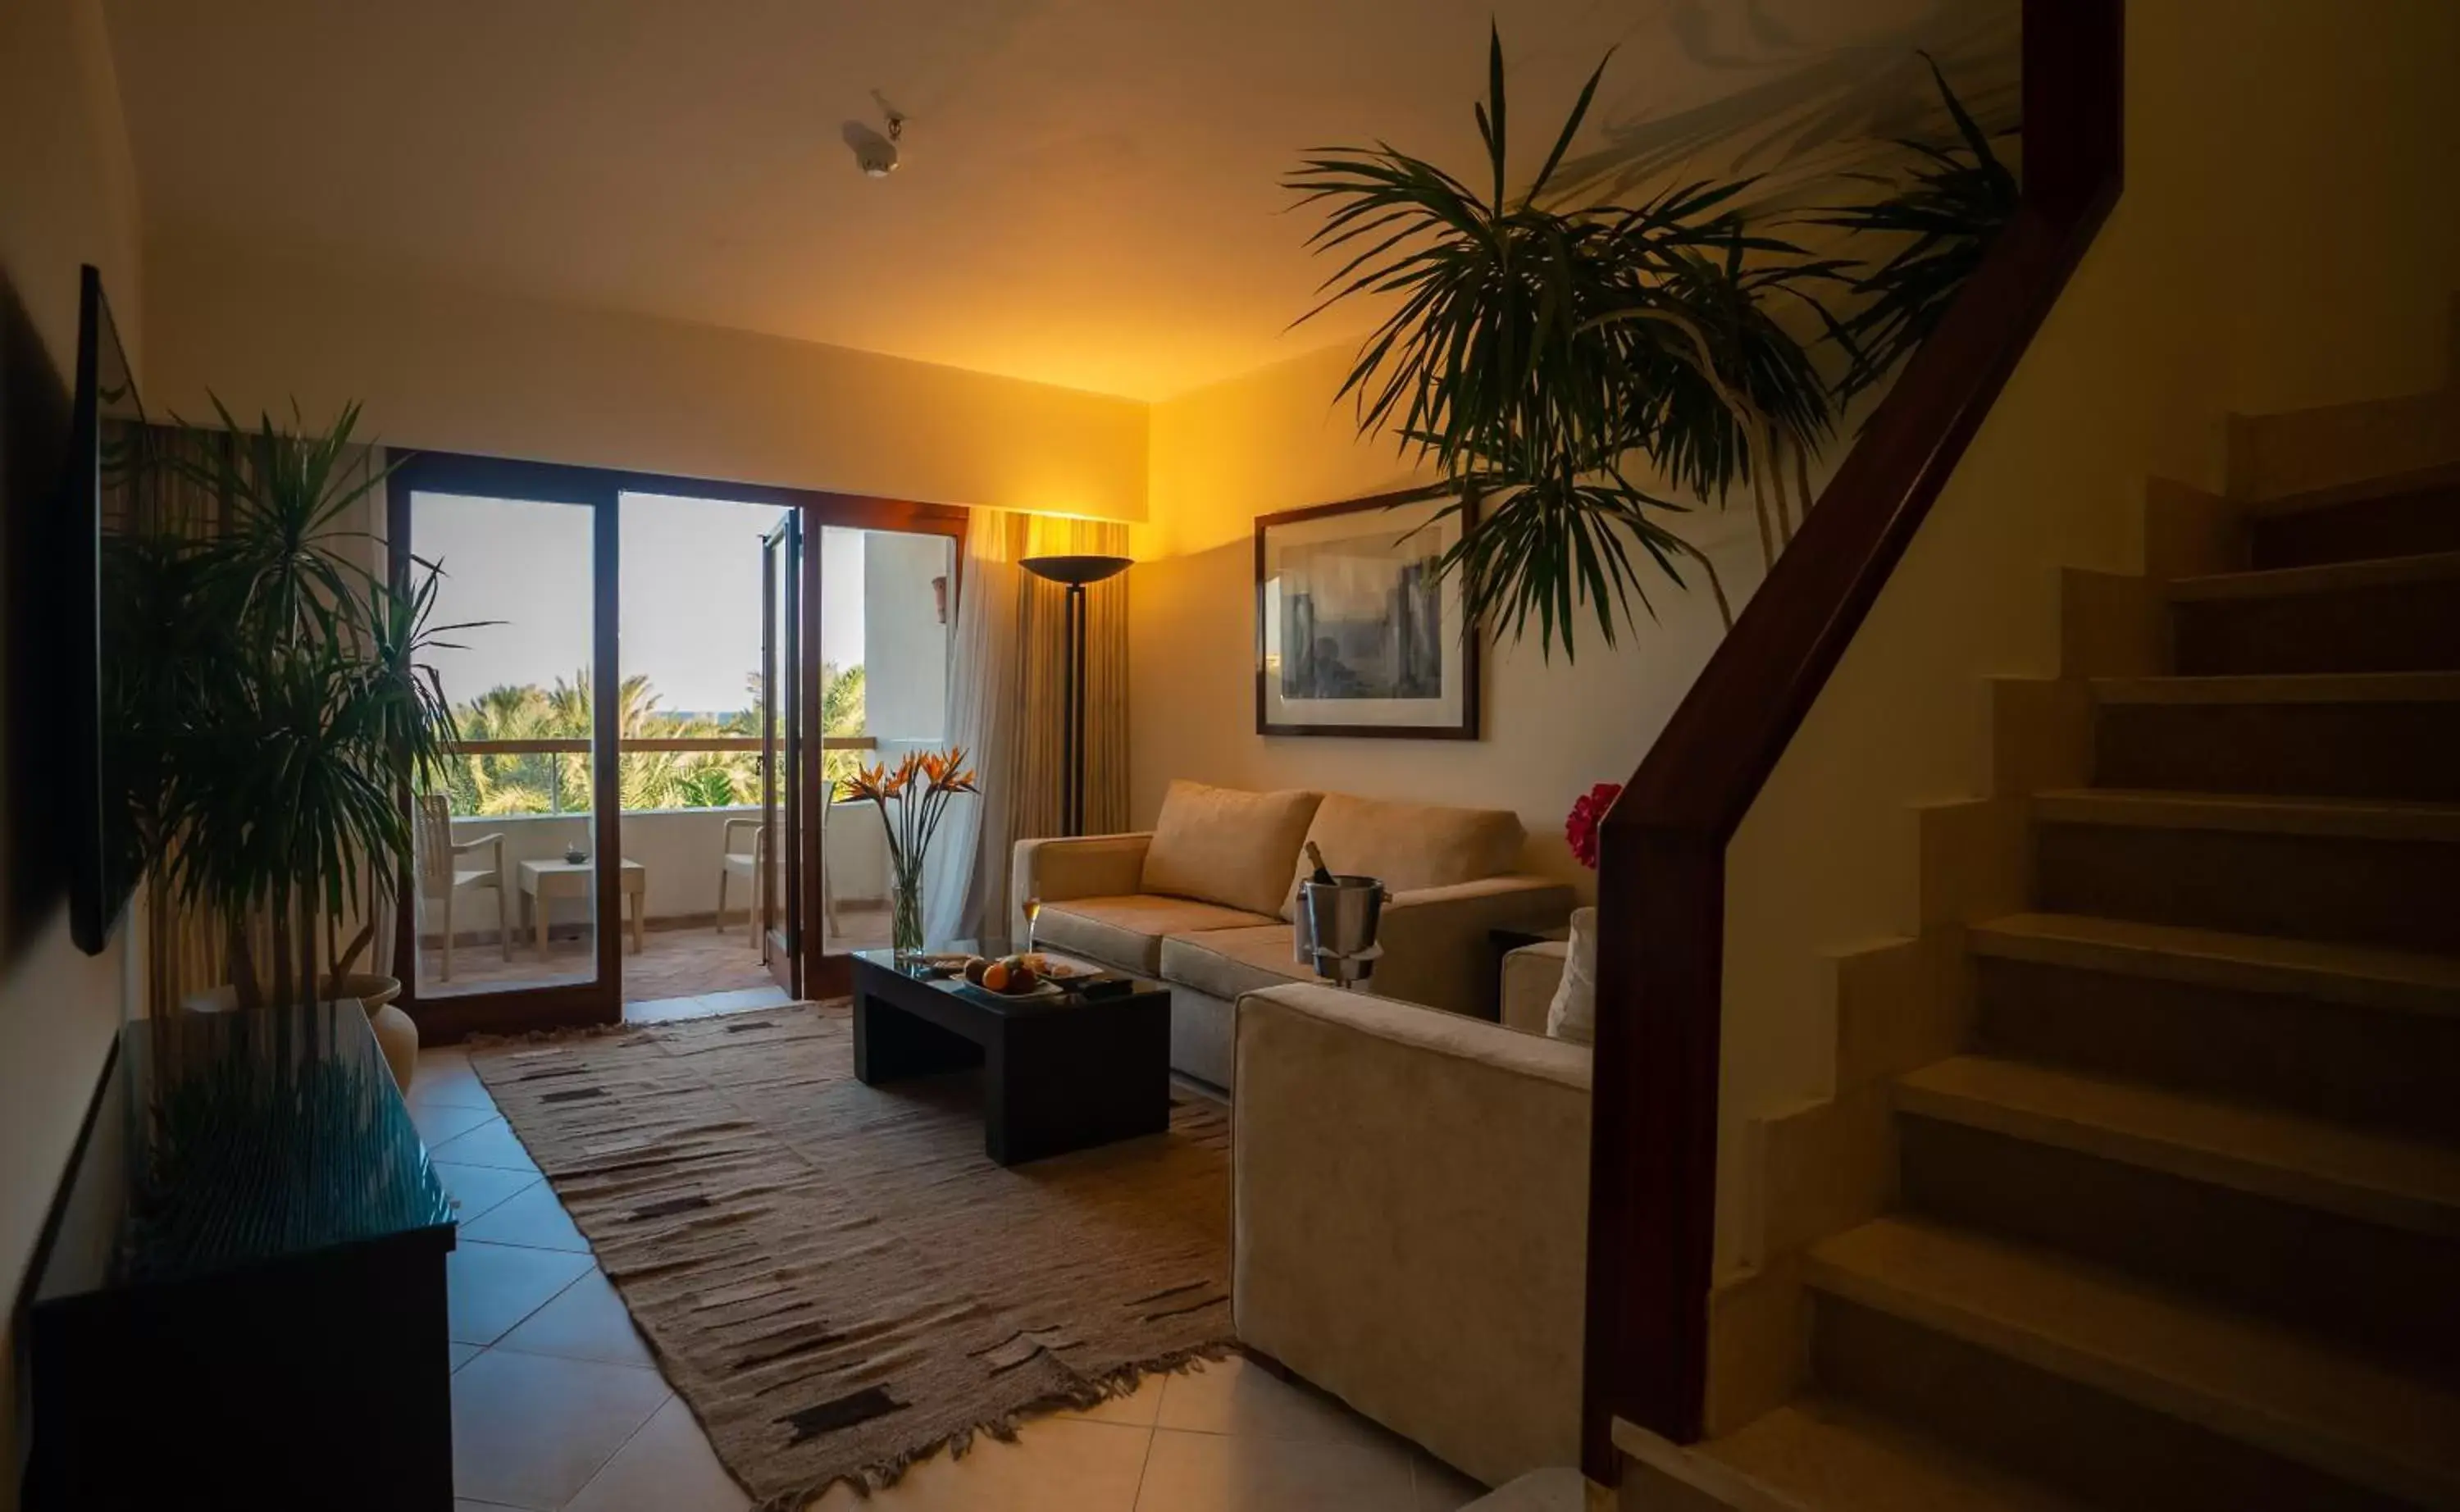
[1012,781,1573,1087]
[1233,978,1592,1488]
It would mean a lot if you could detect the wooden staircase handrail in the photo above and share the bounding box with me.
[1581,0,2127,1476]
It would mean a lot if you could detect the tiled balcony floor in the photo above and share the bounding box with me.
[413,910,892,1003]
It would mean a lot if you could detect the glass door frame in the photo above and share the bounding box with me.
[388,448,968,1034]
[760,511,803,997]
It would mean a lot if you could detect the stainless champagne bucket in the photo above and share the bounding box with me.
[1297,875,1387,985]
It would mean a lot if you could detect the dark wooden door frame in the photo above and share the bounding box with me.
[387,448,968,1038]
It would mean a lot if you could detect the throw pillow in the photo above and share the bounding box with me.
[1141,780,1323,917]
[1547,907,1598,1045]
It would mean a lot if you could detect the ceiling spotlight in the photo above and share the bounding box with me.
[846,96,905,178]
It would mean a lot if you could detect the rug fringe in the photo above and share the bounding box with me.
[754,1341,1242,1510]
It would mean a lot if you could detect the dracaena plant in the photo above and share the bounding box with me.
[113,399,465,1009]
[1287,25,1848,659]
[1811,54,2019,404]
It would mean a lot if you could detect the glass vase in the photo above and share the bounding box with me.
[891,855,927,958]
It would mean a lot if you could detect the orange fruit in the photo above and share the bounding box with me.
[982,961,1010,992]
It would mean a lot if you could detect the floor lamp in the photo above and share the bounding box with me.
[1020,553,1131,836]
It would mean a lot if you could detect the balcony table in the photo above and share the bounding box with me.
[519,856,646,954]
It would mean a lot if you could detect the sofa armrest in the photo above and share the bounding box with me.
[1009,832,1153,940]
[1233,982,1589,1487]
[1501,940,1569,1036]
[1368,876,1573,1019]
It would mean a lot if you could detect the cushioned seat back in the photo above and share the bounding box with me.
[1140,780,1323,917]
[1282,794,1525,920]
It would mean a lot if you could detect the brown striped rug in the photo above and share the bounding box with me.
[467,1000,1232,1509]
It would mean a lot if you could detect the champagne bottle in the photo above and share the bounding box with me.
[1303,840,1336,886]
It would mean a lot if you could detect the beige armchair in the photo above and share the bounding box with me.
[416,794,509,981]
[1233,982,1591,1489]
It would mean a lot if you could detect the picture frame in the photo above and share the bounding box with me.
[1254,486,1479,740]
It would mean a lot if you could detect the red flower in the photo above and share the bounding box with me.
[1565,782,1622,870]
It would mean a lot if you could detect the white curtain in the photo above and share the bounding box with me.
[922,516,1025,942]
[922,510,1130,945]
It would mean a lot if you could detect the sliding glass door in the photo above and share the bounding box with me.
[392,453,964,1032]
[390,456,622,1036]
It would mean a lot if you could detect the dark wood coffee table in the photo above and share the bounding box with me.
[850,948,1172,1165]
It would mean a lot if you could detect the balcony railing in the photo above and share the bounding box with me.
[441,735,880,814]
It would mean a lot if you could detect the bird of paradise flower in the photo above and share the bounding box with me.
[840,747,978,952]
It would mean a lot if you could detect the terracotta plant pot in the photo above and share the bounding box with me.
[177,973,417,1093]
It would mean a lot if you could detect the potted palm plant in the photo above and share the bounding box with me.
[112,400,459,1082]
[1288,26,1849,659]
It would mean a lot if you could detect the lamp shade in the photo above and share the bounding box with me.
[1020,553,1132,587]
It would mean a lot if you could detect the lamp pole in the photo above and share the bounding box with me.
[1020,554,1132,837]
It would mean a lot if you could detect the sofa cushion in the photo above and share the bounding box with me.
[1141,780,1323,916]
[1035,895,1281,977]
[1159,925,1313,1004]
[1282,793,1525,920]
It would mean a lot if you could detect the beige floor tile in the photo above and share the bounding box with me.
[623,994,716,1023]
[698,985,795,1012]
[421,1045,474,1076]
[1054,1369,1172,1428]
[497,1268,656,1368]
[410,1059,499,1112]
[447,1240,594,1346]
[451,1348,672,1510]
[459,1179,592,1252]
[1136,1427,1419,1512]
[1413,1452,1490,1511]
[804,1416,1151,1512]
[565,1396,751,1512]
[1155,1355,1383,1445]
[436,1161,542,1224]
[412,1099,499,1150]
[431,1116,544,1173]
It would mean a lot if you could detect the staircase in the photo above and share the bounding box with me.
[1686,420,2460,1508]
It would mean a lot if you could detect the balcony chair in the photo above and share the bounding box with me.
[718,817,770,961]
[718,817,843,958]
[416,794,510,981]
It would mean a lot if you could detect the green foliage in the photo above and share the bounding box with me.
[1291,33,2016,660]
[434,663,867,817]
[1807,55,2019,403]
[111,399,463,1006]
[1288,25,1848,659]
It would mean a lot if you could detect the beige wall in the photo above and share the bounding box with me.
[1715,0,2460,1275]
[144,238,1150,523]
[1132,343,1766,888]
[0,0,143,1498]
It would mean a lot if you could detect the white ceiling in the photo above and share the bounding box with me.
[103,0,2008,400]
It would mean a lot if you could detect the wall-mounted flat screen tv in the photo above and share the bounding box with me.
[67,265,143,955]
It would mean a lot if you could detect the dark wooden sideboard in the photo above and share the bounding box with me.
[21,999,457,1510]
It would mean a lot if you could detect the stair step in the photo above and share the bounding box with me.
[2169,557,2460,673]
[1969,913,2460,1017]
[2035,789,2460,839]
[1807,1218,2460,1510]
[1896,1056,2460,1237]
[1969,914,2460,1141]
[2093,671,2460,703]
[2033,792,2460,951]
[2089,676,2460,801]
[2247,467,2460,570]
[1706,1399,2102,1512]
[2169,551,2460,602]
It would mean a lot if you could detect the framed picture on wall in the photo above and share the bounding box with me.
[1254,487,1478,740]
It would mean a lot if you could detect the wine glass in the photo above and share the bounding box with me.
[1023,895,1042,957]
